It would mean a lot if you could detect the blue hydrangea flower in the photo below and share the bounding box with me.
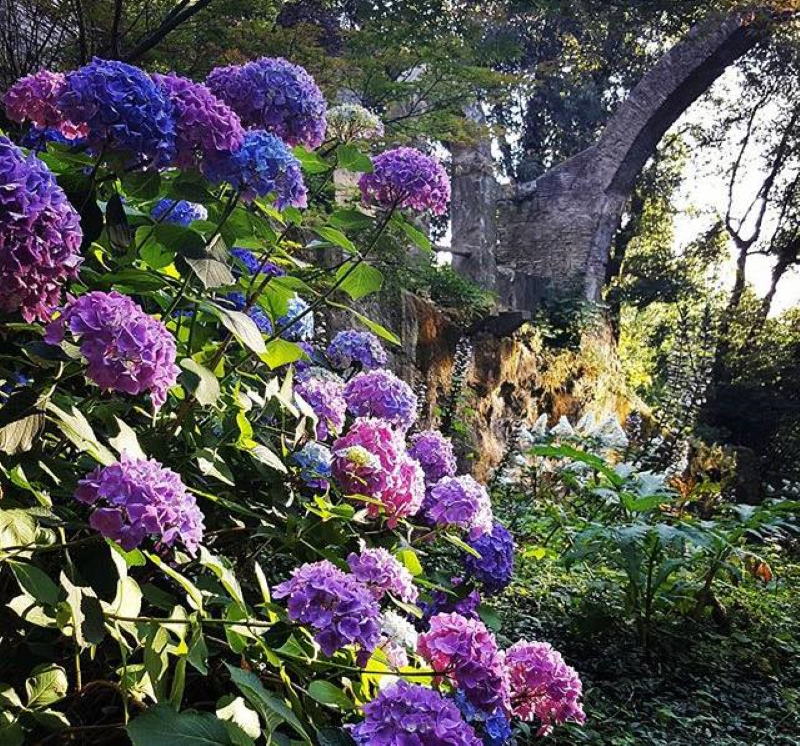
[326,329,387,371]
[225,292,273,333]
[202,129,307,206]
[463,522,515,594]
[277,295,315,341]
[20,127,86,151]
[343,369,418,430]
[230,247,285,278]
[151,199,208,226]
[58,58,176,168]
[293,442,332,490]
[453,692,513,746]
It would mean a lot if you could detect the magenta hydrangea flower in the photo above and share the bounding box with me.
[418,612,509,713]
[344,369,418,430]
[424,475,493,536]
[347,546,418,603]
[273,560,380,659]
[45,291,178,408]
[463,522,515,594]
[295,374,346,440]
[202,129,307,206]
[359,147,450,215]
[326,329,387,371]
[504,641,586,736]
[352,680,482,746]
[75,456,204,554]
[206,57,327,148]
[58,58,176,168]
[409,429,457,485]
[151,72,244,169]
[3,70,87,139]
[0,137,83,322]
[331,419,423,525]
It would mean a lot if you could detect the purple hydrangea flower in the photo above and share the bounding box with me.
[58,58,176,168]
[293,441,332,490]
[295,374,346,440]
[359,147,450,215]
[151,199,208,226]
[504,641,586,736]
[420,583,482,625]
[277,294,315,341]
[0,137,83,322]
[463,522,515,594]
[409,429,457,485]
[45,291,178,408]
[225,292,273,334]
[352,680,481,746]
[418,612,509,713]
[203,129,307,206]
[424,475,493,537]
[3,70,87,139]
[326,329,387,371]
[230,247,285,277]
[332,418,424,525]
[344,369,418,430]
[347,546,418,602]
[206,57,327,148]
[273,560,380,658]
[75,456,204,554]
[151,72,244,169]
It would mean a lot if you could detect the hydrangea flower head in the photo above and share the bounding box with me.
[421,585,482,625]
[152,72,244,168]
[409,429,457,485]
[295,374,346,440]
[230,247,285,278]
[332,418,400,499]
[344,369,417,430]
[418,612,509,712]
[45,291,178,408]
[352,680,481,746]
[326,329,387,371]
[453,692,512,746]
[3,70,87,138]
[379,610,419,668]
[75,456,204,554]
[207,57,327,148]
[326,103,383,141]
[225,292,273,334]
[347,546,418,602]
[20,127,86,151]
[0,137,82,322]
[463,522,515,594]
[424,475,493,536]
[58,58,176,168]
[379,453,425,526]
[203,129,307,206]
[504,640,586,736]
[277,294,315,341]
[273,560,380,658]
[151,199,208,226]
[293,442,332,490]
[359,147,450,215]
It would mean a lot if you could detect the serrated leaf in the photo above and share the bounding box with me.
[25,665,67,708]
[335,262,383,300]
[46,403,114,465]
[247,445,288,473]
[180,359,220,407]
[0,413,44,455]
[291,146,331,174]
[314,227,356,254]
[109,417,146,459]
[127,704,236,746]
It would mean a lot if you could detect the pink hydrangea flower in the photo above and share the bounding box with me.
[3,70,87,139]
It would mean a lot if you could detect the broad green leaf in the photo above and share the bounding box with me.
[444,533,481,558]
[199,549,245,607]
[9,562,59,605]
[307,681,355,710]
[291,146,331,174]
[316,727,357,746]
[196,448,236,486]
[25,664,67,708]
[225,664,311,743]
[147,553,204,611]
[395,548,423,577]
[216,696,260,742]
[248,444,288,473]
[329,209,373,231]
[122,170,161,199]
[127,704,236,746]
[0,509,36,551]
[335,262,383,300]
[0,413,44,455]
[180,359,221,407]
[60,573,106,647]
[46,403,115,465]
[215,307,266,355]
[395,218,432,252]
[261,339,303,369]
[109,417,146,459]
[314,227,357,254]
[336,143,373,172]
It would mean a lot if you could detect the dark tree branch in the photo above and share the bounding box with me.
[123,0,215,62]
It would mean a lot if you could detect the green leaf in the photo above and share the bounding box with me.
[328,302,400,345]
[215,307,266,355]
[184,257,236,289]
[336,143,373,172]
[225,664,311,743]
[147,553,204,611]
[291,146,331,174]
[46,403,115,465]
[60,573,106,647]
[0,509,36,551]
[261,339,303,370]
[0,413,44,455]
[127,704,236,746]
[122,170,161,199]
[396,217,432,252]
[167,172,212,202]
[247,444,288,473]
[395,548,423,577]
[314,226,357,254]
[316,727,357,746]
[9,562,59,605]
[216,696,260,742]
[307,681,355,710]
[335,262,383,300]
[109,417,146,460]
[25,664,67,708]
[180,359,221,407]
[329,209,373,231]
[444,533,480,558]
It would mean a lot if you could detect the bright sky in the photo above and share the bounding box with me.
[671,66,800,316]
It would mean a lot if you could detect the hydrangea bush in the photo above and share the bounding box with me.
[0,56,584,746]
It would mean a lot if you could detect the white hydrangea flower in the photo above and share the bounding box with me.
[575,412,595,435]
[379,610,418,669]
[327,103,384,142]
